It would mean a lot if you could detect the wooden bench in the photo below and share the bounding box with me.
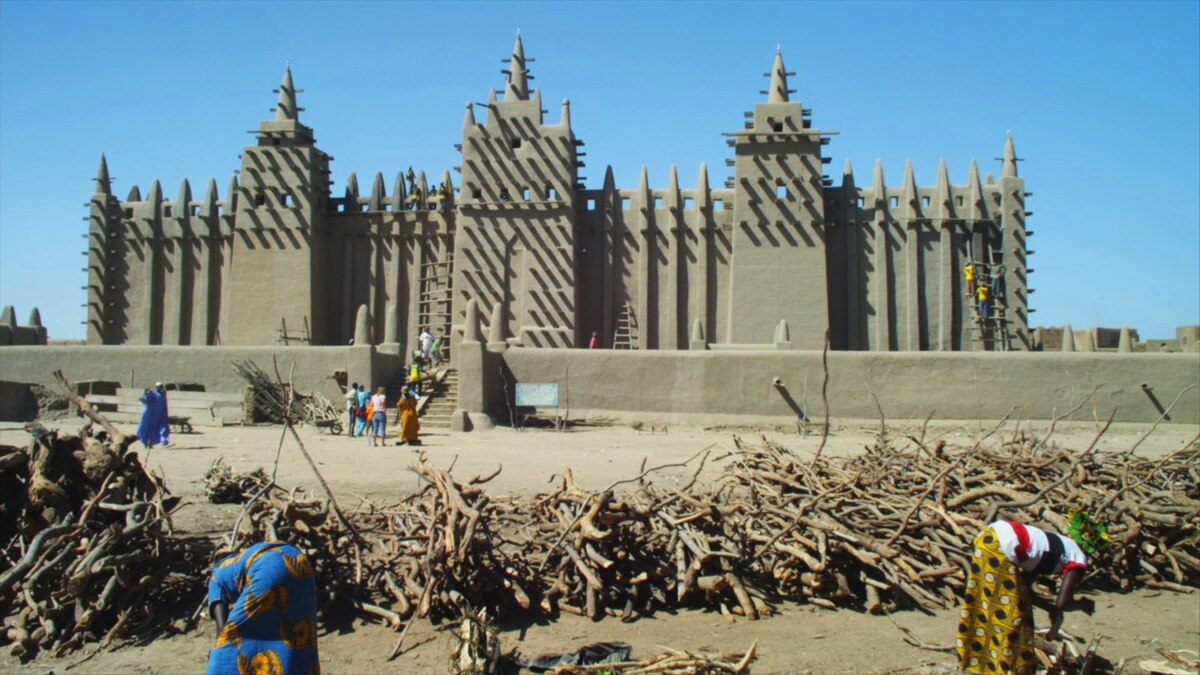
[85,388,249,427]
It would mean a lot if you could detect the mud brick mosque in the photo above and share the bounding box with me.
[82,34,1030,356]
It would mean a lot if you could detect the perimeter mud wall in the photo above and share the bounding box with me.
[0,346,389,421]
[3,345,1196,425]
[464,346,1200,425]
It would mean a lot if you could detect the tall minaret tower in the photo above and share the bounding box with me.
[726,49,831,348]
[86,154,122,344]
[996,134,1031,349]
[451,33,581,348]
[224,65,332,344]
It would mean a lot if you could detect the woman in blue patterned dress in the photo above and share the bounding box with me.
[207,541,320,675]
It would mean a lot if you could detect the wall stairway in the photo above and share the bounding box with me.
[419,369,458,429]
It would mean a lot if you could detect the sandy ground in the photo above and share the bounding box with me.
[1,416,1197,674]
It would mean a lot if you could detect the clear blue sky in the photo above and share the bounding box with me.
[1,1,1197,341]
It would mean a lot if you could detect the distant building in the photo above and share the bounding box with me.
[1177,325,1200,353]
[0,306,48,346]
[83,35,1031,354]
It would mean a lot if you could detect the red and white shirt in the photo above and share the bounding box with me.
[988,520,1087,576]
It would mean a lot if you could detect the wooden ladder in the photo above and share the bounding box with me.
[417,258,453,359]
[612,302,638,350]
[967,251,1011,352]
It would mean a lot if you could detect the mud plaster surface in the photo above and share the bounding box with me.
[1,417,1197,674]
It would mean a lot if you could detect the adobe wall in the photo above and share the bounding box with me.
[477,347,1200,424]
[0,346,373,410]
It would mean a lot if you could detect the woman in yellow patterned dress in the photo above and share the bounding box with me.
[956,515,1104,674]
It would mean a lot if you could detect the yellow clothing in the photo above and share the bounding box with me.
[964,264,975,281]
[397,396,420,442]
[976,286,990,302]
[957,527,1036,674]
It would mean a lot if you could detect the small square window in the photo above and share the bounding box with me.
[773,122,784,133]
[713,199,724,210]
[283,193,295,207]
[776,185,788,199]
[163,206,173,217]
[511,138,522,149]
[522,188,532,201]
[586,199,596,210]
[621,198,631,210]
[256,193,267,206]
[654,197,664,208]
[922,196,930,207]
[472,189,483,200]
[956,196,964,206]
[123,208,133,219]
[500,189,512,202]
[683,198,694,209]
[857,198,865,207]
[889,196,898,207]
[191,206,200,216]
[547,187,558,199]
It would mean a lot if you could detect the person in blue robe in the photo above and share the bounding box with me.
[206,541,320,675]
[137,382,170,448]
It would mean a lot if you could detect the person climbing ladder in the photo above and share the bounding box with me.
[976,282,990,319]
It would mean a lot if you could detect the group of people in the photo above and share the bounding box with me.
[417,326,445,366]
[964,261,1006,320]
[403,167,451,211]
[342,382,420,446]
[337,328,442,447]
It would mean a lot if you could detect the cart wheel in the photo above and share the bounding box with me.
[332,422,343,435]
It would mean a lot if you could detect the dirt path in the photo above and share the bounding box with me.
[0,418,1196,673]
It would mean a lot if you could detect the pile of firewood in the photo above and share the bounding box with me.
[204,457,270,504]
[230,359,337,425]
[224,428,1196,638]
[229,456,526,641]
[0,404,177,658]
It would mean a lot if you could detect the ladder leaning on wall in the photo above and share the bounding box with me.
[966,250,1011,352]
[417,258,453,359]
[612,302,638,350]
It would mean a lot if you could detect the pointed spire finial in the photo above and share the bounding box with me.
[936,158,952,211]
[369,172,386,211]
[902,159,918,212]
[95,154,111,195]
[504,31,529,101]
[768,50,789,103]
[463,101,476,132]
[561,98,571,128]
[1002,133,1018,178]
[177,178,193,212]
[201,177,219,217]
[871,159,887,209]
[275,64,298,121]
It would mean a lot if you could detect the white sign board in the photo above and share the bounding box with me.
[515,383,559,407]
